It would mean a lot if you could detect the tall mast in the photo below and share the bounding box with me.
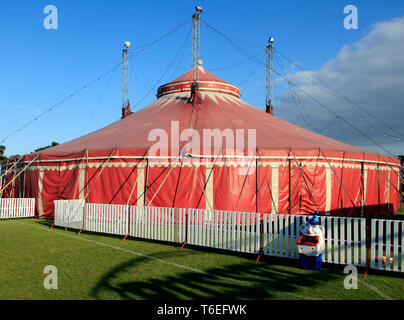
[191,6,202,91]
[122,41,132,119]
[265,36,274,115]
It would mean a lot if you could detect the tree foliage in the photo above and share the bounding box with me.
[0,142,59,163]
[0,145,6,161]
[34,141,59,152]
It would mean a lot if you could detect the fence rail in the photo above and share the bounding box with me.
[371,219,404,272]
[188,209,260,253]
[52,200,404,273]
[0,198,35,219]
[54,200,84,229]
[85,203,128,236]
[129,206,186,243]
[262,214,366,266]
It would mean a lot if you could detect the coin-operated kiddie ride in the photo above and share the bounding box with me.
[297,213,325,271]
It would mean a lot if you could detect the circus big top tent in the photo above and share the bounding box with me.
[0,65,401,218]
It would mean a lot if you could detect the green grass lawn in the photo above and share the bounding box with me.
[1,218,404,300]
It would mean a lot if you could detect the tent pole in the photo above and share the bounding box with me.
[374,154,404,185]
[126,157,147,206]
[0,161,4,192]
[110,151,148,204]
[194,148,222,210]
[290,149,320,211]
[0,155,39,196]
[361,161,366,218]
[365,153,403,213]
[377,163,381,217]
[378,168,403,196]
[22,163,27,198]
[320,149,356,210]
[343,150,398,216]
[134,152,182,206]
[83,149,89,231]
[147,161,177,206]
[255,153,259,213]
[0,156,24,187]
[288,158,291,214]
[190,158,213,211]
[256,150,277,213]
[233,153,256,211]
[221,150,234,211]
[361,161,365,217]
[86,149,89,200]
[143,158,149,206]
[377,168,404,215]
[83,150,115,200]
[172,155,184,208]
[126,169,141,205]
[73,150,87,200]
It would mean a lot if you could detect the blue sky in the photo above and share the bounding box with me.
[1,1,404,156]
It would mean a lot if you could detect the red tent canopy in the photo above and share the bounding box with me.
[2,67,400,218]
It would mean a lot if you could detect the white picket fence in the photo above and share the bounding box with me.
[129,206,186,243]
[320,216,366,266]
[371,219,404,272]
[262,214,367,266]
[85,203,129,235]
[54,202,186,243]
[52,200,404,273]
[0,198,35,219]
[54,200,85,229]
[187,209,260,253]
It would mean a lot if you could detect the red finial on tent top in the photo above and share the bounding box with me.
[265,104,273,115]
[122,102,132,119]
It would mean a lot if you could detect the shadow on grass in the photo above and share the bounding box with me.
[34,218,53,227]
[90,249,340,300]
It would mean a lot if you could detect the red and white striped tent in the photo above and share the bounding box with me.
[1,66,400,218]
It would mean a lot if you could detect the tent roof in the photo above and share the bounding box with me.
[35,67,395,163]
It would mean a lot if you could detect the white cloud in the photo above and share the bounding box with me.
[276,16,404,156]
